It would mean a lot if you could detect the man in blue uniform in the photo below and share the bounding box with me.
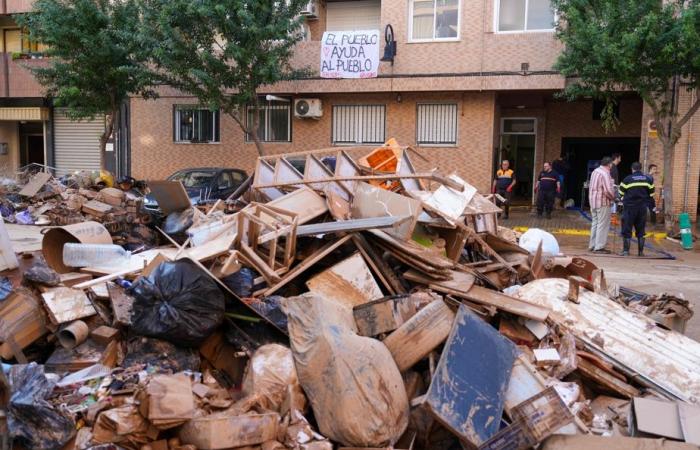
[619,161,655,256]
[492,160,516,220]
[535,162,560,219]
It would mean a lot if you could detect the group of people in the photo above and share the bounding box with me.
[491,159,562,220]
[588,155,656,256]
[492,153,657,257]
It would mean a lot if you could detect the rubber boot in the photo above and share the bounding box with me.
[638,237,645,257]
[621,238,631,256]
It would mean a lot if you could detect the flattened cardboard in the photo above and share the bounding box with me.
[352,182,422,240]
[18,171,51,197]
[307,252,383,309]
[147,180,191,214]
[179,412,280,449]
[41,287,96,325]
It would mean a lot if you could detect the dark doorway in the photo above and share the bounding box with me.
[561,137,641,208]
[19,122,44,167]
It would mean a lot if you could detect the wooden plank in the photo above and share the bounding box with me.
[240,241,282,285]
[351,233,404,295]
[263,235,352,296]
[253,159,285,201]
[147,180,191,214]
[0,218,18,271]
[369,229,454,269]
[18,171,51,197]
[403,269,476,294]
[106,283,133,327]
[576,357,640,399]
[411,174,476,223]
[266,187,328,225]
[306,252,383,309]
[383,299,456,371]
[254,172,465,191]
[0,290,48,360]
[305,154,350,199]
[41,287,96,325]
[451,285,550,322]
[335,149,362,194]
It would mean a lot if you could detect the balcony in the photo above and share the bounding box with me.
[5,0,34,14]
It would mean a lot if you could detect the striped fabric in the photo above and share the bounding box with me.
[589,166,615,209]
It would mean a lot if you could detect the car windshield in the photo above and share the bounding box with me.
[168,171,215,188]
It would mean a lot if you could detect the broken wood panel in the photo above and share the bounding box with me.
[397,149,423,192]
[41,287,96,325]
[266,187,328,225]
[253,159,285,200]
[306,252,383,309]
[369,229,454,270]
[576,357,640,399]
[410,174,476,224]
[425,305,517,447]
[18,171,51,197]
[304,154,348,198]
[273,157,305,190]
[515,278,700,403]
[335,150,362,195]
[455,285,549,322]
[0,218,18,271]
[403,269,476,295]
[146,180,191,215]
[106,283,133,327]
[353,294,424,337]
[351,233,405,296]
[383,299,455,371]
[352,182,422,240]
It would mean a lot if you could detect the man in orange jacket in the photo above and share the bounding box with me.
[492,160,516,220]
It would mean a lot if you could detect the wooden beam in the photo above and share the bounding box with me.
[254,172,465,191]
[351,233,405,295]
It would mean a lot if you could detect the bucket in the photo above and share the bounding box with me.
[42,221,112,273]
[679,213,693,250]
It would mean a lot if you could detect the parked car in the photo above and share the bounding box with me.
[143,167,248,213]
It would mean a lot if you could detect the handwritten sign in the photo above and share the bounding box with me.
[320,30,380,79]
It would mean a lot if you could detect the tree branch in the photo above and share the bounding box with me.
[676,92,700,130]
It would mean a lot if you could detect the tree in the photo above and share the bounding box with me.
[17,0,156,169]
[138,0,308,157]
[552,0,700,227]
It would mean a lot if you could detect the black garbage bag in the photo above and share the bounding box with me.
[221,267,257,298]
[163,207,194,235]
[23,261,61,287]
[129,259,225,347]
[7,363,75,450]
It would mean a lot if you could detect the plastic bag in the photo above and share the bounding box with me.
[14,210,33,225]
[519,228,560,255]
[129,260,225,347]
[7,363,76,450]
[221,268,256,298]
[286,293,409,447]
[242,344,306,413]
[0,276,12,301]
[23,261,61,287]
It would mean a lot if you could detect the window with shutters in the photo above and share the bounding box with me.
[409,0,460,41]
[174,106,220,143]
[332,104,386,145]
[416,103,458,145]
[246,100,292,142]
[496,0,555,32]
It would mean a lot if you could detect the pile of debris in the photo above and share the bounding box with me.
[0,141,699,450]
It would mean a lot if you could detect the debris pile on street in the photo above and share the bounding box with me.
[0,141,699,450]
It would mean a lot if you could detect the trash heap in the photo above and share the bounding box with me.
[0,141,699,450]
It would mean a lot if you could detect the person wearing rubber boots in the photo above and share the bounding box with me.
[492,160,516,220]
[619,162,655,256]
[535,162,560,219]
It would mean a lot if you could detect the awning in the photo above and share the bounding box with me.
[0,107,50,121]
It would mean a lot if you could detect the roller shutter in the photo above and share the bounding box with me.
[326,1,381,31]
[53,108,105,176]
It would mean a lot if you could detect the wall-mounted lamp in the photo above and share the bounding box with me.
[396,93,402,103]
[380,24,397,65]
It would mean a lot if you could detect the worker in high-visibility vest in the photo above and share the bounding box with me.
[619,161,655,256]
[492,160,516,220]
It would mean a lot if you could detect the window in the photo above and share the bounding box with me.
[497,0,555,32]
[416,103,458,145]
[216,172,234,190]
[332,105,386,145]
[174,106,220,143]
[410,0,460,41]
[246,99,291,142]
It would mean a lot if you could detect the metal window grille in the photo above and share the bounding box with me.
[174,106,220,143]
[332,104,386,145]
[246,101,292,142]
[416,103,457,145]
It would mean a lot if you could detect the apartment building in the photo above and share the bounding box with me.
[0,0,112,178]
[132,1,698,220]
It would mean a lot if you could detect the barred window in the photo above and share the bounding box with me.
[332,104,386,145]
[247,100,292,142]
[416,103,457,145]
[174,106,220,143]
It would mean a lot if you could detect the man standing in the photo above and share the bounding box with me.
[610,152,622,185]
[492,160,516,220]
[619,162,655,256]
[535,162,560,219]
[588,157,616,253]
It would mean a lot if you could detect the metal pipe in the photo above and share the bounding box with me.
[683,89,694,212]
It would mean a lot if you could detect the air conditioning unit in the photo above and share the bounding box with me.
[294,99,323,119]
[300,0,318,18]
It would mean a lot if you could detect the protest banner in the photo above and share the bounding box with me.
[320,30,380,79]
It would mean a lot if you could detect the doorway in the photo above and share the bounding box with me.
[561,137,641,208]
[499,118,536,204]
[19,122,45,167]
